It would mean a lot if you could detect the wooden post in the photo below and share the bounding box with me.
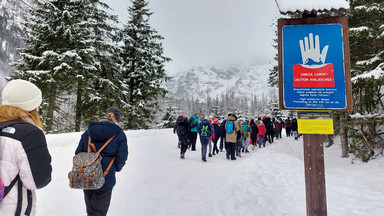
[303,134,327,216]
[339,113,349,157]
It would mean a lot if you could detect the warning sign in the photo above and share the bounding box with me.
[298,111,334,134]
[293,64,335,87]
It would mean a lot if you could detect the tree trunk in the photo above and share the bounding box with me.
[75,81,83,132]
[340,113,348,157]
[45,85,56,133]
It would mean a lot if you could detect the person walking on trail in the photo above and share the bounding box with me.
[285,117,292,137]
[257,120,267,148]
[274,118,282,139]
[236,121,246,158]
[225,113,240,160]
[219,119,226,152]
[249,119,258,150]
[173,113,185,148]
[212,117,221,155]
[189,113,199,151]
[291,118,299,140]
[241,121,250,153]
[264,116,274,144]
[175,116,191,159]
[207,117,215,158]
[278,117,284,138]
[197,116,213,162]
[0,79,52,216]
[75,107,128,216]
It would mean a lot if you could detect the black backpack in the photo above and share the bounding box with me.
[177,118,189,136]
[189,118,196,129]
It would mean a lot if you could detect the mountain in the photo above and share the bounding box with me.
[164,62,276,100]
[0,0,31,87]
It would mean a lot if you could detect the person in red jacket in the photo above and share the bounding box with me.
[273,119,282,139]
[257,121,267,148]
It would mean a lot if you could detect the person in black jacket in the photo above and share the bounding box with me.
[76,107,128,216]
[249,119,258,150]
[0,79,52,216]
[263,117,274,144]
[219,119,226,152]
[173,113,185,149]
[174,115,191,159]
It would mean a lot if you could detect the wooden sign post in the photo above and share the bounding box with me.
[278,16,352,216]
[303,134,327,216]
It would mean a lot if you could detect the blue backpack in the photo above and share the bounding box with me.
[226,121,235,134]
[242,123,248,132]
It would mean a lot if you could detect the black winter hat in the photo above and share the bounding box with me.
[106,107,121,122]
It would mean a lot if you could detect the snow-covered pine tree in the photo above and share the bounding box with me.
[118,0,171,129]
[71,0,124,130]
[349,0,384,114]
[211,96,220,118]
[162,104,176,128]
[347,0,384,161]
[268,22,279,88]
[12,0,121,132]
[12,0,99,132]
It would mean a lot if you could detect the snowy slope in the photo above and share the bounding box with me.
[164,63,275,101]
[36,129,384,216]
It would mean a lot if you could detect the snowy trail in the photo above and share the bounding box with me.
[37,128,384,216]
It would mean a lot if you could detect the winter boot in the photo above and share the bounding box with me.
[202,158,207,162]
[208,153,212,157]
[180,153,185,159]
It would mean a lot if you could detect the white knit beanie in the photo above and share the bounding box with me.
[2,79,42,112]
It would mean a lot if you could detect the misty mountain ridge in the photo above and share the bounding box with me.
[164,62,275,101]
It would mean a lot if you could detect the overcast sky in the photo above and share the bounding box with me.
[102,0,281,75]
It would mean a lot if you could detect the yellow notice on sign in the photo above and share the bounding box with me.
[298,119,334,134]
[298,110,334,134]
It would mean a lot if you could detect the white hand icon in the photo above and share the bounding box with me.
[299,33,329,65]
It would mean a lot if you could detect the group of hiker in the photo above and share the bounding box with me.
[173,112,299,162]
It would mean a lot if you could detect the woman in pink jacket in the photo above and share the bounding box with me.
[0,80,52,216]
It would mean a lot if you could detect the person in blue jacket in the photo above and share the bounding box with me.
[197,116,213,162]
[75,107,128,216]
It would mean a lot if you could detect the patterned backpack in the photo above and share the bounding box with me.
[68,135,116,190]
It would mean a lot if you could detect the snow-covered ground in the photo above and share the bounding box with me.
[37,129,384,216]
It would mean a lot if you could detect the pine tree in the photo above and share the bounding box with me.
[73,0,123,130]
[268,22,279,87]
[118,0,171,129]
[162,104,176,128]
[12,0,98,132]
[12,0,122,132]
[349,0,384,114]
